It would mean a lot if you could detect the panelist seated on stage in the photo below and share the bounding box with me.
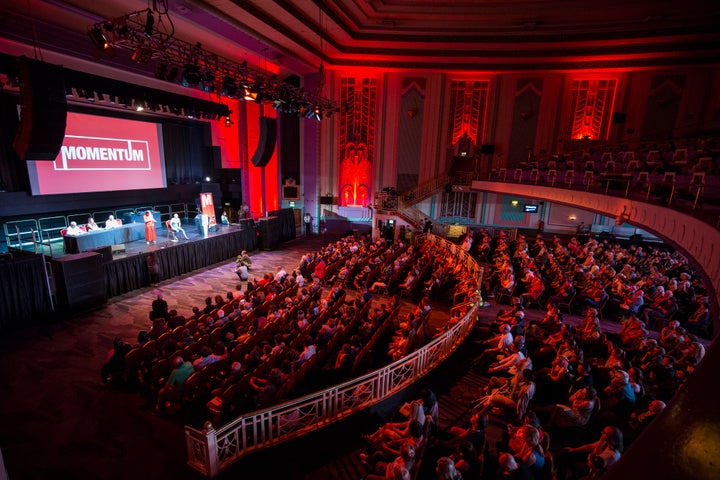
[105,215,121,229]
[86,217,101,231]
[64,221,86,236]
[170,213,189,240]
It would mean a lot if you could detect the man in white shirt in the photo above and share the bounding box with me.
[65,221,85,236]
[105,215,120,229]
[170,213,189,240]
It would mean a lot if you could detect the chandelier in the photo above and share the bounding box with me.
[88,9,338,121]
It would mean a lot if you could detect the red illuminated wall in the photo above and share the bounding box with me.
[569,79,617,140]
[338,77,376,207]
[447,80,489,150]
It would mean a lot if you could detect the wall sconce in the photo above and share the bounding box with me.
[568,213,577,221]
[407,108,418,119]
[511,200,519,207]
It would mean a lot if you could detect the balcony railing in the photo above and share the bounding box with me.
[184,233,483,477]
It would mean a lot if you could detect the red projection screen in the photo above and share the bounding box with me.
[27,112,166,195]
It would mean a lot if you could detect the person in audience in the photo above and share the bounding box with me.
[86,217,100,231]
[436,456,464,480]
[65,221,84,236]
[170,213,189,240]
[556,426,624,479]
[156,354,193,413]
[100,336,132,386]
[497,452,534,480]
[476,369,536,422]
[547,386,598,429]
[105,214,120,228]
[143,210,157,244]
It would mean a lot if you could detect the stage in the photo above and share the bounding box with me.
[19,221,259,316]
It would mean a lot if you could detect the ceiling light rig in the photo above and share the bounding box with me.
[89,8,338,121]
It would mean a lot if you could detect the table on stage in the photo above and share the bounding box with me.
[63,223,146,254]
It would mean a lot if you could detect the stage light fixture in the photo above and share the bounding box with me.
[200,71,215,92]
[166,66,179,83]
[144,11,154,36]
[88,25,109,49]
[220,77,237,97]
[182,65,201,86]
[134,99,146,111]
[156,63,168,79]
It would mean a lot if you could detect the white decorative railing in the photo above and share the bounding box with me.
[185,233,483,477]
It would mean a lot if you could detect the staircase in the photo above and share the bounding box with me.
[374,171,478,227]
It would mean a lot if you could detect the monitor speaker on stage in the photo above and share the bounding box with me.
[13,57,68,161]
[251,117,277,167]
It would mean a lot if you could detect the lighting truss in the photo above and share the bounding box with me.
[90,9,338,120]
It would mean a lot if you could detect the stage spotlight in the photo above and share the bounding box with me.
[88,25,109,50]
[134,99,146,112]
[156,63,168,80]
[144,12,154,36]
[166,66,180,83]
[243,86,258,101]
[182,65,201,86]
[221,77,237,97]
[200,71,215,92]
[224,115,234,127]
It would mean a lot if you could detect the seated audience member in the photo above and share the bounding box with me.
[86,217,101,231]
[556,426,624,479]
[105,214,121,228]
[363,440,416,480]
[547,386,598,429]
[436,456,464,480]
[476,369,535,422]
[363,401,427,455]
[170,213,189,240]
[65,221,85,236]
[249,368,283,407]
[156,354,193,413]
[496,452,534,480]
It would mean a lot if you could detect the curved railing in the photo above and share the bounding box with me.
[184,233,483,477]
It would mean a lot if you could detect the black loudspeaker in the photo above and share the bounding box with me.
[257,216,281,250]
[13,57,68,160]
[89,245,113,264]
[251,117,277,167]
[320,196,334,205]
[612,112,627,124]
[480,144,495,154]
[51,252,107,314]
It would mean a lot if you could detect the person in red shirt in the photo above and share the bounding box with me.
[143,210,157,244]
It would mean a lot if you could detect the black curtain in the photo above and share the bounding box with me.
[268,208,297,242]
[0,254,52,330]
[103,227,257,297]
[162,123,211,185]
[0,94,30,192]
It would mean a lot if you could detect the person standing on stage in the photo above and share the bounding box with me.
[170,213,189,240]
[143,210,157,244]
[304,213,313,236]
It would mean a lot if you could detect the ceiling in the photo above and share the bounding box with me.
[2,0,720,83]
